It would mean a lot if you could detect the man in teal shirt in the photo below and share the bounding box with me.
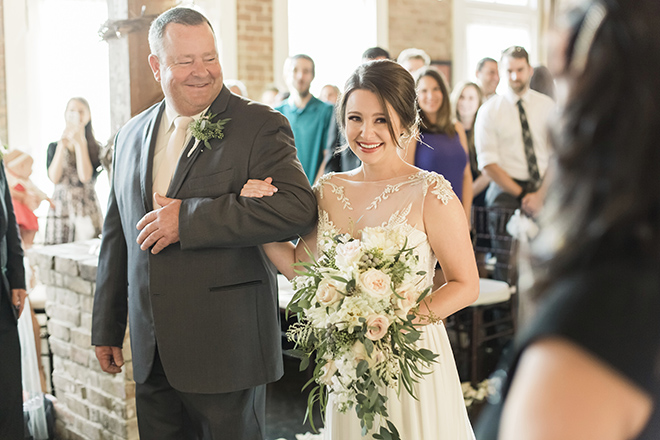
[276,54,335,184]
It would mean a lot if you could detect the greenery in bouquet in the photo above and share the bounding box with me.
[286,226,438,440]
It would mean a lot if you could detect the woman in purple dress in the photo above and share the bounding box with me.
[404,68,472,223]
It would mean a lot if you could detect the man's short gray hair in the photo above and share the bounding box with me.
[148,7,214,58]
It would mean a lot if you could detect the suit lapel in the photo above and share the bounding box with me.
[140,102,166,212]
[168,87,232,197]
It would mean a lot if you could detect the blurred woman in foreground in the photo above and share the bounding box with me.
[477,1,660,439]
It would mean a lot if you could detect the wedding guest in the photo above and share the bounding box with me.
[361,46,390,62]
[319,83,360,173]
[276,54,336,184]
[91,7,316,439]
[530,65,556,101]
[451,81,490,207]
[397,47,431,75]
[225,79,248,97]
[319,84,340,105]
[259,84,280,107]
[322,93,360,174]
[0,157,27,439]
[477,1,660,439]
[476,57,500,101]
[404,68,473,222]
[4,150,51,248]
[45,97,103,244]
[475,46,555,219]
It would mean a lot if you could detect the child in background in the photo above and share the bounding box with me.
[4,150,51,248]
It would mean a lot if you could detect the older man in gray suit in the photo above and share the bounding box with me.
[91,7,317,440]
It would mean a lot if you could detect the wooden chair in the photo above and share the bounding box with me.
[448,206,519,384]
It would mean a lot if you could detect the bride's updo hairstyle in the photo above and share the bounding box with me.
[336,60,419,149]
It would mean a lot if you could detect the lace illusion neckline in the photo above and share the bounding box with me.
[316,170,453,211]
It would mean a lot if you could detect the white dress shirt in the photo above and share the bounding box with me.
[474,88,555,181]
[152,105,207,186]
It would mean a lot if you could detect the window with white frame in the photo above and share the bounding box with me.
[286,0,379,95]
[453,0,541,89]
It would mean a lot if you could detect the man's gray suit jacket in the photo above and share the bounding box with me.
[91,86,317,394]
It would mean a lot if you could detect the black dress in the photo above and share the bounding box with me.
[476,254,660,440]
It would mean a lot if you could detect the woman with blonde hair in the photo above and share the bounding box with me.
[451,81,491,206]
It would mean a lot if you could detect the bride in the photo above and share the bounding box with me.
[242,60,478,439]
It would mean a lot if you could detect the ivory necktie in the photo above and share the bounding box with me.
[153,115,193,199]
[517,99,541,187]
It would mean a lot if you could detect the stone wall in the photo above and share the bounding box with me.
[30,241,137,440]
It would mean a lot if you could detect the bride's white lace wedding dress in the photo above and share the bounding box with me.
[313,170,475,440]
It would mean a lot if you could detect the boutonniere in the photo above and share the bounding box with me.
[187,113,231,157]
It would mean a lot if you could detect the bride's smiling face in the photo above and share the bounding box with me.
[345,89,403,166]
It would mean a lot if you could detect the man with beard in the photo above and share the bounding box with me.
[475,46,554,219]
[474,46,554,279]
[276,54,335,184]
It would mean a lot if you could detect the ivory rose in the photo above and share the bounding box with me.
[365,314,390,341]
[316,279,342,306]
[335,239,362,270]
[358,268,391,299]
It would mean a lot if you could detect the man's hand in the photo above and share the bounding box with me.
[95,346,124,374]
[522,191,544,218]
[136,194,181,254]
[11,289,27,318]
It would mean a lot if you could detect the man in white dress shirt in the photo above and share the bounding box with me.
[474,46,554,280]
[475,46,555,219]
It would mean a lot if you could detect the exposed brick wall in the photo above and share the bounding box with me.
[236,0,274,100]
[0,0,7,146]
[388,0,453,63]
[31,242,138,440]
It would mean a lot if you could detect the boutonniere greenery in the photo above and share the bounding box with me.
[187,113,231,157]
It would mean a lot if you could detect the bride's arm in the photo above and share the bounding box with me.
[421,188,479,321]
[242,178,317,279]
[262,228,316,280]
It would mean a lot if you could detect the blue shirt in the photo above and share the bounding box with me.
[276,96,334,184]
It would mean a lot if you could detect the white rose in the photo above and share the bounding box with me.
[316,279,342,306]
[335,240,362,271]
[365,314,390,341]
[358,268,391,299]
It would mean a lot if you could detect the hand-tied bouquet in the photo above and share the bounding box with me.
[287,226,438,440]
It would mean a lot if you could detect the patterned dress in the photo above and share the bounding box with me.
[44,143,103,245]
